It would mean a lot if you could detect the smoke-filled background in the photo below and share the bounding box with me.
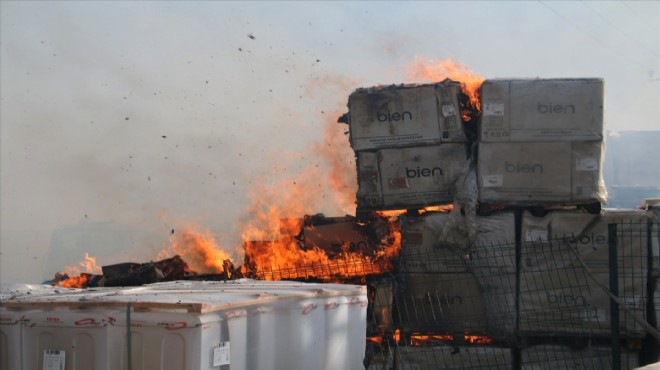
[1,1,658,284]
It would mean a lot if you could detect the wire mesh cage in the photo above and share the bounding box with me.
[247,213,659,369]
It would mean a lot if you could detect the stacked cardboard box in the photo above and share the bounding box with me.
[399,211,517,340]
[519,208,652,337]
[348,81,472,211]
[478,79,607,206]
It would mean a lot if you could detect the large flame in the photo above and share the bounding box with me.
[312,112,357,214]
[158,224,233,274]
[405,57,484,118]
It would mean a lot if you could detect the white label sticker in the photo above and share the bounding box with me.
[43,349,65,370]
[441,104,456,117]
[525,230,547,242]
[213,342,230,367]
[576,157,598,171]
[482,174,503,187]
[483,102,504,116]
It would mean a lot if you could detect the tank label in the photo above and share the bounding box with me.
[213,342,230,367]
[43,349,65,370]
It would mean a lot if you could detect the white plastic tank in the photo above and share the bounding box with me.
[1,284,66,370]
[3,279,367,370]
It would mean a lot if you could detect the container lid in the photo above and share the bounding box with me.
[2,279,366,314]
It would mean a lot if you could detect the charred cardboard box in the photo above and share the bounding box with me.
[480,78,603,142]
[357,144,470,211]
[348,81,467,151]
[394,345,512,370]
[477,141,607,205]
[301,215,374,256]
[400,211,516,273]
[519,209,651,337]
[522,345,639,370]
[368,276,395,336]
[398,272,489,335]
[399,211,517,340]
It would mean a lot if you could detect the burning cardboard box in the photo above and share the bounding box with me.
[348,81,467,151]
[357,144,471,211]
[480,78,604,142]
[519,209,651,337]
[478,141,606,205]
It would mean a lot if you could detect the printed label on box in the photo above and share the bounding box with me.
[482,174,503,187]
[525,230,547,242]
[441,104,456,117]
[213,342,230,367]
[483,102,505,116]
[43,349,65,370]
[576,157,598,171]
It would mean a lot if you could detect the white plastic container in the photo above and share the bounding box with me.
[1,283,65,370]
[4,279,367,370]
[21,309,116,370]
[1,309,29,370]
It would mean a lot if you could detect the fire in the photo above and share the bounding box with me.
[159,224,233,274]
[312,112,358,214]
[368,331,493,347]
[55,253,102,287]
[53,272,91,288]
[235,112,400,281]
[405,57,484,120]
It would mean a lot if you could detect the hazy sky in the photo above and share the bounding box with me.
[1,1,658,283]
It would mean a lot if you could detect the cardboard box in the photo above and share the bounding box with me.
[368,277,395,336]
[519,209,650,337]
[522,345,639,370]
[401,211,516,273]
[395,346,512,370]
[357,144,470,211]
[303,221,373,255]
[478,141,606,205]
[399,273,488,334]
[400,211,517,340]
[480,79,603,142]
[348,81,467,151]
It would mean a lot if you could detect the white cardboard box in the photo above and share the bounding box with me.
[348,81,467,151]
[480,78,604,142]
[357,144,470,211]
[478,141,606,205]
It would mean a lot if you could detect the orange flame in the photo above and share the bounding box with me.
[61,252,101,278]
[54,273,91,288]
[159,224,233,274]
[233,111,401,281]
[312,112,358,214]
[405,57,484,118]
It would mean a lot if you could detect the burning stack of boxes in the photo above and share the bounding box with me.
[349,80,472,211]
[346,78,659,368]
